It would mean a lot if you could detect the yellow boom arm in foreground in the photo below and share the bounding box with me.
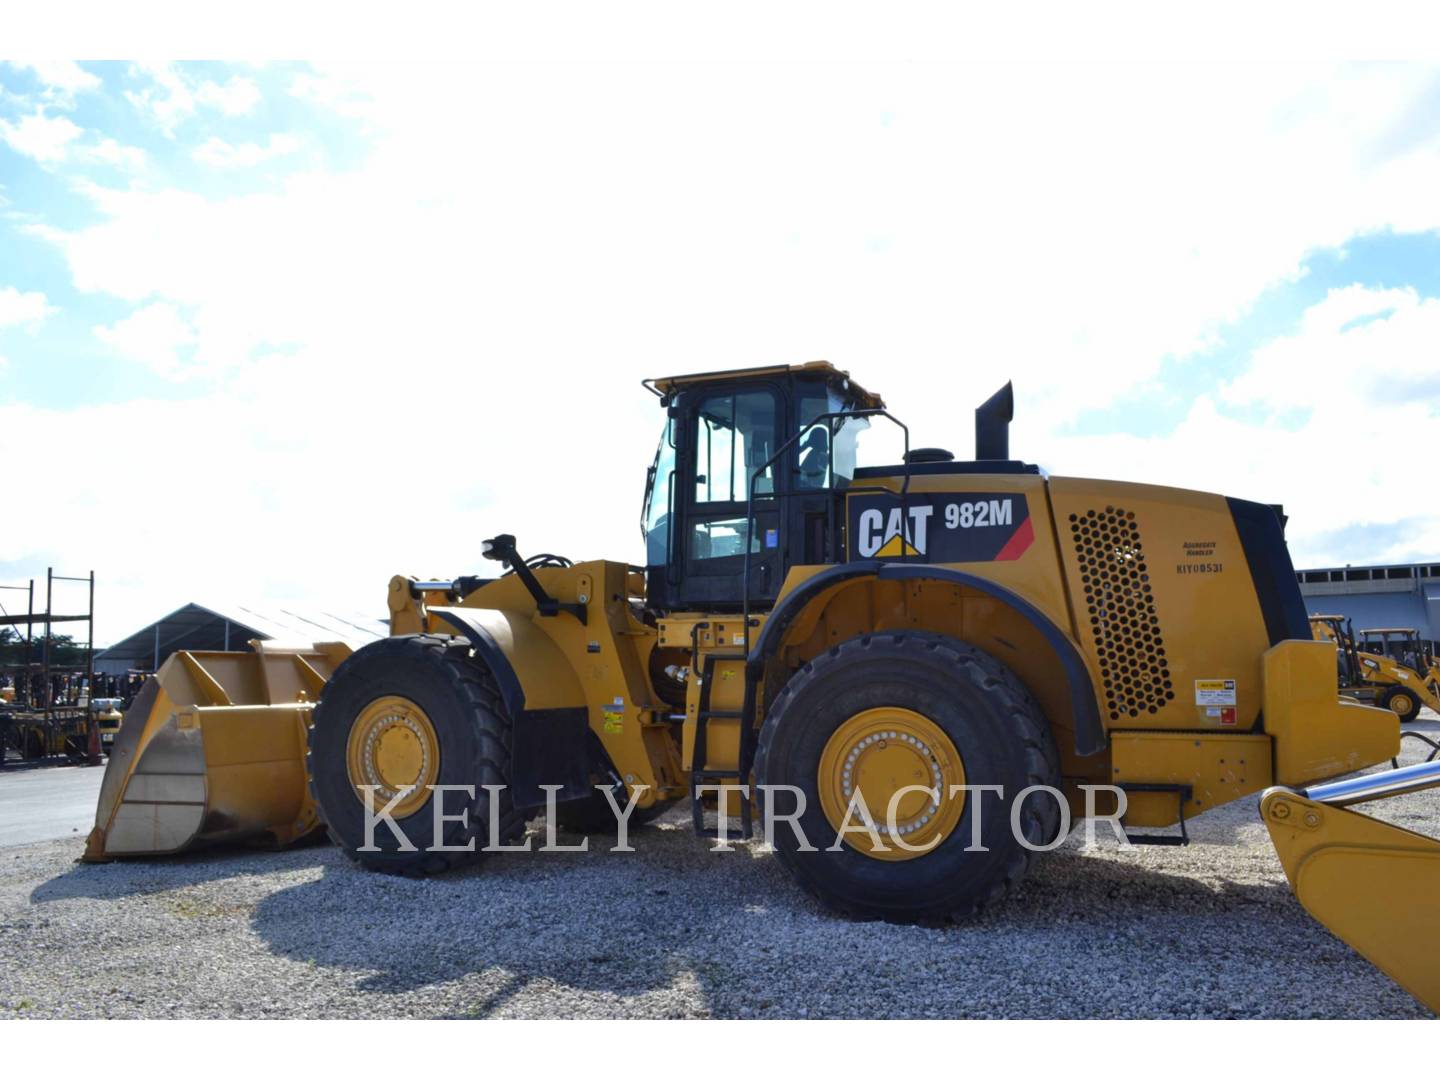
[1262,760,1440,1014]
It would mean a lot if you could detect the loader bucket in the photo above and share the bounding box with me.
[84,641,351,861]
[1262,759,1440,1014]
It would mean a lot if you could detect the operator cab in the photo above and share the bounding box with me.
[640,362,881,613]
[1359,627,1435,673]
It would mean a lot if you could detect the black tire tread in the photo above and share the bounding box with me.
[753,630,1062,924]
[306,633,527,877]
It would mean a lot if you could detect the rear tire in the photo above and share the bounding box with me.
[754,631,1062,923]
[1380,685,1422,724]
[308,634,525,875]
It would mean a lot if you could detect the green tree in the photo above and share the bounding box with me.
[0,627,87,667]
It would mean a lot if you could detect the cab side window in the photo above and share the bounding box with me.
[694,391,777,503]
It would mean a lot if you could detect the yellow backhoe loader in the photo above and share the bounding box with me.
[1310,614,1440,722]
[87,363,1439,1013]
[1360,627,1440,706]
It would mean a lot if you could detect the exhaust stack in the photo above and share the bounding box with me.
[975,382,1013,460]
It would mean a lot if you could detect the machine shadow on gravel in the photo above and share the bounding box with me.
[236,817,1359,1018]
[245,815,799,1003]
[29,840,334,905]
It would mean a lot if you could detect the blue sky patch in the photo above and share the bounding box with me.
[1063,229,1440,438]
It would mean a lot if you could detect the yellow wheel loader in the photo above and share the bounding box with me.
[88,363,1439,1012]
[1310,614,1440,722]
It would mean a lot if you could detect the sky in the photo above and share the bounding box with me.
[1,59,1439,645]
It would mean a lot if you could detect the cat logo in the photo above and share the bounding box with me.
[848,492,1033,564]
[856,504,934,557]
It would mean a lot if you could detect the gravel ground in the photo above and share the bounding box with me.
[2,716,1436,1019]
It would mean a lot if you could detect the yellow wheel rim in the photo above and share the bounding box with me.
[1389,692,1416,718]
[818,707,966,862]
[345,695,440,818]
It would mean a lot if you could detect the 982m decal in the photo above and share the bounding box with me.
[847,492,1034,563]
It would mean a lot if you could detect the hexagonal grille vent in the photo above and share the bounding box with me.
[1068,506,1174,721]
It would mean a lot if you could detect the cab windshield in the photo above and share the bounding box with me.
[796,385,869,489]
[640,382,869,567]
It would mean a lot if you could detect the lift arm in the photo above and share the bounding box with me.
[1262,759,1440,1014]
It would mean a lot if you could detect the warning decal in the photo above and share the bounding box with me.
[1194,679,1237,707]
[847,492,1033,564]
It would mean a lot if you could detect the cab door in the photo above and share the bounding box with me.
[676,384,785,611]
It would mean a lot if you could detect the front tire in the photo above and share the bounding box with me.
[1380,685,1422,724]
[308,634,525,875]
[754,631,1061,923]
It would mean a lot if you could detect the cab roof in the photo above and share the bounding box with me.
[644,361,884,409]
[1360,627,1417,635]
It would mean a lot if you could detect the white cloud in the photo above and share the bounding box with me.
[0,109,82,162]
[126,64,261,134]
[192,133,300,168]
[1222,285,1440,412]
[124,62,194,134]
[93,302,198,377]
[195,76,261,117]
[1025,284,1440,567]
[0,285,56,329]
[8,61,102,102]
[83,136,146,169]
[288,70,371,118]
[0,106,144,170]
[13,61,1440,639]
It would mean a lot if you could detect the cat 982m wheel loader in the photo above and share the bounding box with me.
[88,362,1440,1012]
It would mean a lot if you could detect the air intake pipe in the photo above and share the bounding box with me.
[975,382,1013,460]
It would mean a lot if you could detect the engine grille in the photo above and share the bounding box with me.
[1069,506,1174,722]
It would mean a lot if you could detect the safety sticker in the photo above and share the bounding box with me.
[1195,679,1237,707]
[602,698,625,734]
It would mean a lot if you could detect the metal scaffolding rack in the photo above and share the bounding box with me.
[0,569,96,762]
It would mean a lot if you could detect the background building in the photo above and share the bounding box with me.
[95,602,385,678]
[1297,561,1440,648]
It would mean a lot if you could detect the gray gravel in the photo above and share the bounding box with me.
[2,716,1437,1019]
